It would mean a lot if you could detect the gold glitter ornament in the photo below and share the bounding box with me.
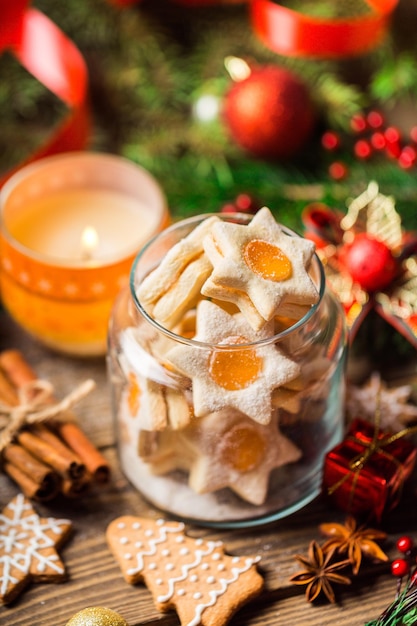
[65,607,129,626]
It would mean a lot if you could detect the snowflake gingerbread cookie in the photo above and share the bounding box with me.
[0,493,72,604]
[106,515,263,626]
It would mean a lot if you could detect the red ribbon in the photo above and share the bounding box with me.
[104,0,397,57]
[250,0,399,58]
[0,1,90,186]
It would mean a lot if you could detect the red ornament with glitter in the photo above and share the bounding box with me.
[302,182,417,348]
[339,233,398,292]
[323,418,417,521]
[222,62,315,160]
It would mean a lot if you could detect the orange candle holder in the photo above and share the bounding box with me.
[0,152,169,357]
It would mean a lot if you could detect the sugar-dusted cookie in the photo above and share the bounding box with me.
[136,216,219,329]
[183,409,301,505]
[0,493,72,604]
[119,327,193,431]
[271,386,301,414]
[165,300,300,424]
[136,408,301,505]
[202,207,319,328]
[106,516,263,626]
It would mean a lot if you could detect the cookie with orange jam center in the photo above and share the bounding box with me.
[243,239,292,281]
[219,424,265,472]
[180,409,301,505]
[208,335,262,391]
[165,300,300,424]
[202,207,319,328]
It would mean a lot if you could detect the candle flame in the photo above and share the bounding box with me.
[80,226,99,260]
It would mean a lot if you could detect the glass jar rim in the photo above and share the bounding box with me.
[130,212,326,350]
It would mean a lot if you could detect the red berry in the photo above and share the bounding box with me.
[235,193,257,213]
[328,161,348,180]
[386,142,402,159]
[398,146,417,169]
[411,569,417,586]
[397,536,414,554]
[385,126,401,143]
[341,233,398,292]
[350,113,367,133]
[384,126,402,159]
[371,131,386,150]
[354,139,372,159]
[321,131,341,151]
[367,110,384,129]
[391,558,410,578]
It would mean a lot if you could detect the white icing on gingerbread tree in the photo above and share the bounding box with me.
[107,516,263,626]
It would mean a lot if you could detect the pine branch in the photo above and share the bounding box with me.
[370,53,417,105]
[365,583,417,626]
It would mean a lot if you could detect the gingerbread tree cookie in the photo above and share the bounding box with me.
[107,516,263,626]
[0,493,72,604]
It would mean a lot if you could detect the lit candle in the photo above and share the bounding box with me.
[0,152,169,356]
[80,226,99,261]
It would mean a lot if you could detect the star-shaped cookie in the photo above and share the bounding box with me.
[0,493,72,604]
[202,207,319,328]
[182,408,301,505]
[135,408,301,505]
[136,216,219,329]
[346,372,417,432]
[165,300,300,424]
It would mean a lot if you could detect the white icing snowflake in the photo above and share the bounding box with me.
[346,372,417,432]
[0,493,72,604]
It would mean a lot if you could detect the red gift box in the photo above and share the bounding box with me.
[323,418,417,521]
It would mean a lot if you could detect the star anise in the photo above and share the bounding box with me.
[289,540,351,603]
[320,516,388,575]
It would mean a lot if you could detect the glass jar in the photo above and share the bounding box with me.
[108,213,348,527]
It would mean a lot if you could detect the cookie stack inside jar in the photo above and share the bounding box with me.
[108,207,348,527]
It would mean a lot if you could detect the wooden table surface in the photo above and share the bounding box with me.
[1,310,417,626]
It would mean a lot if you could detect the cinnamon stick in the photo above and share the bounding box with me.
[3,462,57,501]
[16,430,76,477]
[0,358,63,500]
[0,368,19,406]
[30,424,86,480]
[0,349,110,486]
[61,475,91,498]
[0,350,40,393]
[56,422,110,484]
[2,443,61,502]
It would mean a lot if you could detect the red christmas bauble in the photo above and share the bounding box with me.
[341,233,398,292]
[222,65,315,160]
